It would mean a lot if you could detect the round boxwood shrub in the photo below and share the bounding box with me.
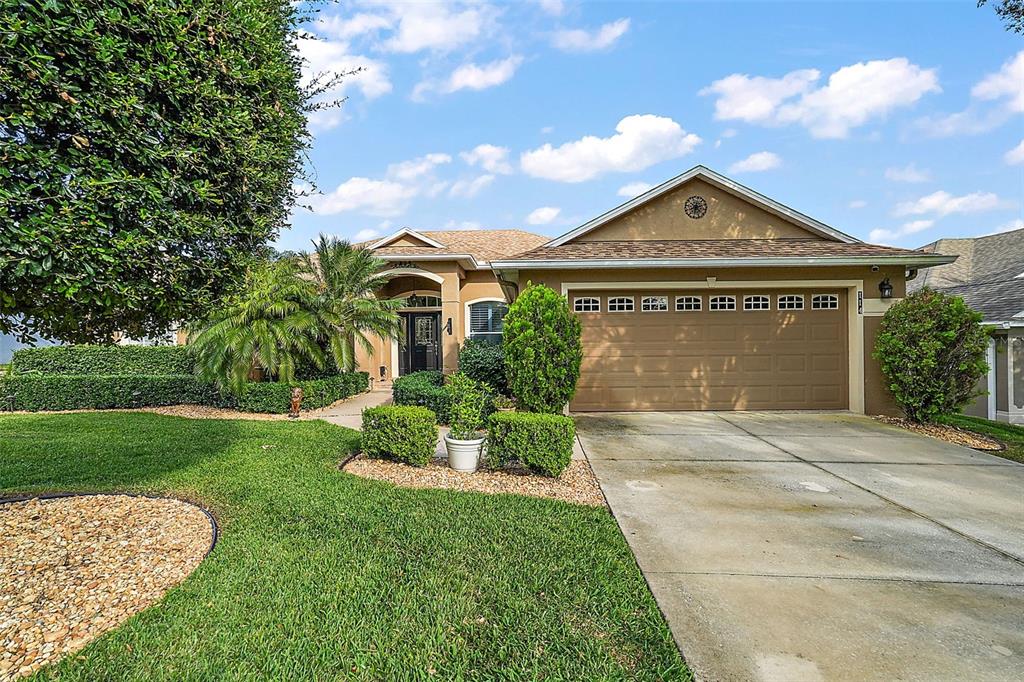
[361,405,438,467]
[392,371,451,423]
[873,289,991,423]
[458,339,508,395]
[502,284,582,414]
[487,411,575,477]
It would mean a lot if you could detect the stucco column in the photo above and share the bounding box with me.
[440,272,461,373]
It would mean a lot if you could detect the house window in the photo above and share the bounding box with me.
[573,297,600,313]
[709,295,736,311]
[404,294,441,308]
[676,296,702,311]
[811,294,840,310]
[608,297,634,312]
[641,296,668,312]
[468,301,508,345]
[778,295,804,310]
[743,295,771,311]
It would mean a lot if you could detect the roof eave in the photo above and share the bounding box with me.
[375,252,484,269]
[545,165,860,247]
[490,255,957,270]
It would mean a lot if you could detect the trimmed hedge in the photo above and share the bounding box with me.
[487,412,575,477]
[458,340,508,395]
[361,405,438,467]
[392,371,451,424]
[12,345,194,376]
[237,373,369,413]
[0,375,232,412]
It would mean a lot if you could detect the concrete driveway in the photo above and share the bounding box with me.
[576,412,1024,682]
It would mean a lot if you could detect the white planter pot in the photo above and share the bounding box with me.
[444,434,485,473]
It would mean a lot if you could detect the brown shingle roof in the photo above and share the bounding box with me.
[360,229,547,263]
[501,239,948,262]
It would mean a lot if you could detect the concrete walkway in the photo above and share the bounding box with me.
[309,382,393,429]
[576,411,1024,682]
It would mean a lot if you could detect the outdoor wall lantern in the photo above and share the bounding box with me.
[878,277,893,299]
[445,317,453,335]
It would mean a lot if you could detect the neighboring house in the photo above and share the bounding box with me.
[360,165,954,415]
[911,228,1024,423]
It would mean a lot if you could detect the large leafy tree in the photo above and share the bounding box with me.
[301,236,404,372]
[188,259,325,394]
[0,0,335,342]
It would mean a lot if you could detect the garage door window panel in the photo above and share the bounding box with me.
[676,296,702,311]
[743,295,771,311]
[608,297,635,312]
[574,297,601,313]
[778,295,804,310]
[709,296,736,311]
[641,296,668,312]
[812,294,840,310]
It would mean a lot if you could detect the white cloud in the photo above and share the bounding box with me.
[520,114,701,183]
[353,227,384,241]
[460,144,513,174]
[526,206,561,225]
[728,151,781,173]
[618,181,653,197]
[442,220,483,231]
[535,0,565,15]
[551,18,630,52]
[894,190,1011,217]
[972,51,1024,113]
[1005,140,1024,165]
[990,218,1024,235]
[884,163,931,183]
[541,125,554,134]
[449,174,496,198]
[701,58,940,138]
[868,219,935,243]
[376,1,498,53]
[316,13,392,41]
[414,55,524,99]
[848,199,867,209]
[297,32,392,131]
[387,153,452,182]
[310,177,418,217]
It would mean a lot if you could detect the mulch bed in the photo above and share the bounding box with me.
[0,495,214,681]
[874,416,1005,451]
[343,455,606,508]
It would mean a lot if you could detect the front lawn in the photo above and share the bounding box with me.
[938,414,1024,464]
[0,413,689,681]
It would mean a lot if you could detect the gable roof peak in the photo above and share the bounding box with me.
[545,165,860,247]
[368,227,447,250]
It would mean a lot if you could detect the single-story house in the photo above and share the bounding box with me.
[357,165,955,414]
[911,227,1024,423]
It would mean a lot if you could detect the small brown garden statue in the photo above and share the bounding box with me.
[289,387,303,419]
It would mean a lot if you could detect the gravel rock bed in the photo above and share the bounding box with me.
[0,495,214,680]
[875,416,1004,451]
[344,455,606,507]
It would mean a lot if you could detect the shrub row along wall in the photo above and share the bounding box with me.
[12,345,194,375]
[3,345,369,413]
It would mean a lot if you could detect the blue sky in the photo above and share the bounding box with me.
[283,0,1024,252]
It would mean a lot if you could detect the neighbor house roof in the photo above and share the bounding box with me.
[359,228,548,268]
[545,165,860,247]
[910,228,1024,322]
[492,239,956,269]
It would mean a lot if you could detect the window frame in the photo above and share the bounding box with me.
[675,295,702,312]
[465,298,509,342]
[641,295,668,312]
[709,295,737,312]
[777,294,805,310]
[573,296,601,313]
[607,296,635,313]
[811,293,840,310]
[743,295,771,311]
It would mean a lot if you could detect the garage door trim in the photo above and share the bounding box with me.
[562,279,865,413]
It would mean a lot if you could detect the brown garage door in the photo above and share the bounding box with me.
[570,289,848,411]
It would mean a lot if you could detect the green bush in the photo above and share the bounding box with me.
[0,374,233,412]
[12,345,194,376]
[874,289,991,423]
[458,340,508,395]
[361,405,438,467]
[237,373,369,413]
[503,284,582,413]
[392,371,451,423]
[487,412,576,477]
[444,373,487,440]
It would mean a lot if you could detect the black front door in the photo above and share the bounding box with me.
[399,312,441,375]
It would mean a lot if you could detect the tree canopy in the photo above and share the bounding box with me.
[0,0,328,343]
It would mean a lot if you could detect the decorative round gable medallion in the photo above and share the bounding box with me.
[684,195,708,219]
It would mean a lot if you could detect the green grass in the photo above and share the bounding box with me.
[0,412,689,681]
[938,414,1024,464]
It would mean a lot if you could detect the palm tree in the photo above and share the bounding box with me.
[301,235,404,372]
[188,259,327,394]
